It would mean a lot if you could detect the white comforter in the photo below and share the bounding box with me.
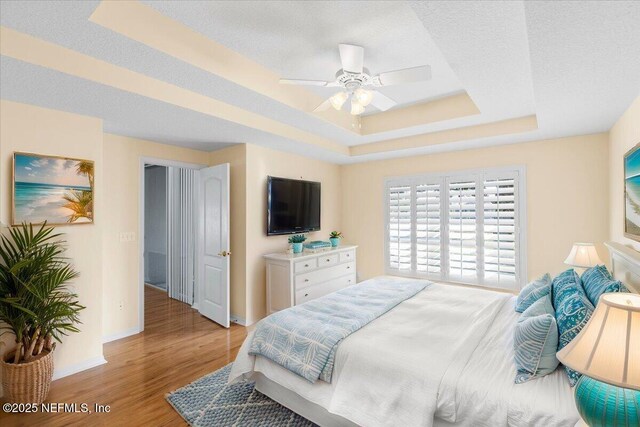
[230,279,579,427]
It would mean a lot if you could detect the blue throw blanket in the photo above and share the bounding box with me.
[249,277,430,383]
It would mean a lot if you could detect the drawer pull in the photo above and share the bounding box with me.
[348,280,352,283]
[305,279,309,282]
[347,266,351,269]
[346,254,350,257]
[304,264,309,267]
[304,293,309,297]
[326,258,330,262]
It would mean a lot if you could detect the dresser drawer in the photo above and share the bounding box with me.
[295,284,331,305]
[295,274,357,305]
[318,254,339,268]
[294,261,356,289]
[294,258,317,273]
[339,249,355,263]
[342,273,357,287]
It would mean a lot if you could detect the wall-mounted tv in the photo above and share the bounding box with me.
[267,176,320,235]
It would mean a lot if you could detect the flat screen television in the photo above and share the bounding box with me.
[267,176,321,235]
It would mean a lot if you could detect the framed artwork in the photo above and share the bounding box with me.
[624,143,640,241]
[12,152,94,226]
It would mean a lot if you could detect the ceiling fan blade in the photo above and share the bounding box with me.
[339,44,364,74]
[313,98,332,112]
[370,91,397,111]
[375,65,432,86]
[279,78,331,86]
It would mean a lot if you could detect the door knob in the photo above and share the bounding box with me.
[218,250,231,257]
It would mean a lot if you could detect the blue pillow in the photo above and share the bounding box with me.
[514,294,560,384]
[515,273,552,313]
[552,269,595,386]
[581,265,628,306]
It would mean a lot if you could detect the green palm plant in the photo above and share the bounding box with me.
[0,223,84,364]
[75,160,94,189]
[62,190,93,222]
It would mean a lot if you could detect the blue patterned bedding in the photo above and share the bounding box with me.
[249,277,430,383]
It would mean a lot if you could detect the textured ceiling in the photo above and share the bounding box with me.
[0,0,639,164]
[143,0,464,113]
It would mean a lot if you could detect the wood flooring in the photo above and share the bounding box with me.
[0,285,247,426]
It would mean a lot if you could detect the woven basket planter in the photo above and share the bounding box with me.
[1,349,54,404]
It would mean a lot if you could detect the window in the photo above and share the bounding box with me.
[385,167,526,290]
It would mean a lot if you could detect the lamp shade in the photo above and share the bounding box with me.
[564,243,603,268]
[557,293,640,390]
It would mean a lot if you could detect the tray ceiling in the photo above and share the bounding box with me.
[0,0,639,164]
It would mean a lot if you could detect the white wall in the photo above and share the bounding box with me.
[144,165,167,287]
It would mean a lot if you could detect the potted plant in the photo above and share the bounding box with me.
[0,223,84,404]
[329,231,343,247]
[288,234,306,254]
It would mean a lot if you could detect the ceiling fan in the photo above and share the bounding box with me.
[279,44,431,115]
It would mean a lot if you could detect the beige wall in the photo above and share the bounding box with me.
[102,134,209,339]
[609,96,640,250]
[341,133,610,285]
[244,144,342,323]
[0,100,105,379]
[209,144,247,321]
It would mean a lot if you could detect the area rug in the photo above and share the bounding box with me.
[166,364,317,426]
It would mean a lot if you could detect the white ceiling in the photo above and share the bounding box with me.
[0,1,639,164]
[143,0,464,114]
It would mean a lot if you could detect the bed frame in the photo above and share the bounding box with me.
[605,242,640,294]
[255,242,639,427]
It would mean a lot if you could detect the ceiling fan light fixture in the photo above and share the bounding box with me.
[354,88,373,106]
[350,99,365,115]
[329,92,349,110]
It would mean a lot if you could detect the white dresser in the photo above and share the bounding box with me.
[264,245,357,314]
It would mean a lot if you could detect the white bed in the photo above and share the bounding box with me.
[230,278,579,427]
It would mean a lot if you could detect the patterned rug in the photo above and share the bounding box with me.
[166,364,317,426]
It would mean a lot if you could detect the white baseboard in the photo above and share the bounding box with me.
[52,355,107,381]
[230,315,248,326]
[102,326,140,344]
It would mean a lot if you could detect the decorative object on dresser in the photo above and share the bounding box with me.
[0,223,84,404]
[287,234,307,254]
[329,231,343,247]
[264,245,357,314]
[557,293,639,427]
[624,143,640,241]
[564,242,603,270]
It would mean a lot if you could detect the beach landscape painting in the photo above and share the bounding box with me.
[13,152,94,225]
[625,143,640,241]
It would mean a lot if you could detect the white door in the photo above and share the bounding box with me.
[197,163,230,328]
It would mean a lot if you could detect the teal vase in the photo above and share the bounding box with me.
[292,243,303,254]
[575,375,639,427]
[330,237,340,247]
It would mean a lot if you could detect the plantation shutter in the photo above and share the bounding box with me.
[448,179,478,281]
[416,183,441,275]
[483,176,518,286]
[387,185,412,271]
[384,167,524,290]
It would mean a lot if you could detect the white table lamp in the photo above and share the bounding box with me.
[564,243,603,268]
[557,293,640,426]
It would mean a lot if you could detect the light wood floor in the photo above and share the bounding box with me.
[0,285,247,426]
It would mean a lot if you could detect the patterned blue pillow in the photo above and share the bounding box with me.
[581,265,629,306]
[515,273,552,313]
[552,269,595,386]
[514,294,559,384]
